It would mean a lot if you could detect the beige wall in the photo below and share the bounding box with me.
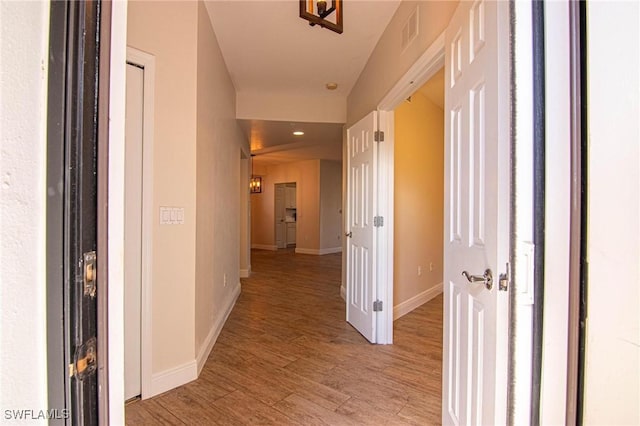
[393,91,444,306]
[343,1,457,290]
[240,157,251,275]
[319,160,343,250]
[128,0,198,374]
[346,1,457,127]
[128,0,247,382]
[237,91,346,124]
[250,163,273,248]
[251,160,321,251]
[195,1,247,361]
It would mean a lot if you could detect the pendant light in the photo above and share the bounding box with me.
[299,0,343,34]
[250,154,262,194]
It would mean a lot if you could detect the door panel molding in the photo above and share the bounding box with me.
[345,111,378,343]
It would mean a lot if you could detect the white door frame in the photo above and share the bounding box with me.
[125,46,155,399]
[374,34,446,344]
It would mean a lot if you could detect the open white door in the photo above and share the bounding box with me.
[346,111,378,343]
[443,1,510,425]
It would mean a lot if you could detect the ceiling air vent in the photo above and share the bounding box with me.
[401,6,419,52]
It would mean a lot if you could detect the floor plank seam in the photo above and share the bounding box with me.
[125,248,442,425]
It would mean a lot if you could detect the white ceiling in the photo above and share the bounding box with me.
[205,0,401,165]
[239,119,343,165]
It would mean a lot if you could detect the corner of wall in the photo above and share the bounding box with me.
[393,283,443,321]
[195,281,241,375]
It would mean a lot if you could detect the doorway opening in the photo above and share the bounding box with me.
[391,67,445,323]
[390,64,446,415]
[275,182,297,249]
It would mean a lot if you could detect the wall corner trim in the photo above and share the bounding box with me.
[295,247,342,255]
[340,284,346,301]
[196,281,242,375]
[149,361,197,398]
[393,283,443,320]
[319,247,342,255]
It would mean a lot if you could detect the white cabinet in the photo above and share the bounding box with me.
[285,185,296,208]
[286,223,296,245]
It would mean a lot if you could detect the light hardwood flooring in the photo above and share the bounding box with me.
[126,249,443,425]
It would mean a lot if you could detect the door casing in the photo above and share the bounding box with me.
[374,34,446,345]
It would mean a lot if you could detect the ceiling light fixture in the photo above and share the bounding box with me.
[250,154,262,194]
[293,131,305,136]
[299,0,343,34]
[325,82,338,90]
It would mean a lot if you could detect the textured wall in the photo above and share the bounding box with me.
[0,1,50,419]
[195,0,247,361]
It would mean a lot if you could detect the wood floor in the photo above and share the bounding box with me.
[126,249,443,425]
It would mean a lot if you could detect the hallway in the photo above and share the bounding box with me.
[126,249,442,425]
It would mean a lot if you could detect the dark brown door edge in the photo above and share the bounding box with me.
[97,1,112,424]
[567,1,588,424]
[47,1,110,424]
[530,1,546,424]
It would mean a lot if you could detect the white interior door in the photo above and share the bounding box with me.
[124,62,143,400]
[275,184,286,249]
[443,1,510,424]
[346,111,378,343]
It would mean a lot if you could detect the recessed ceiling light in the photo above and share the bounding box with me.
[325,82,338,90]
[293,131,304,136]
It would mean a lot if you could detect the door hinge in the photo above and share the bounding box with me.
[374,130,384,142]
[83,250,97,298]
[69,337,97,379]
[498,262,510,291]
[373,300,383,312]
[374,216,384,227]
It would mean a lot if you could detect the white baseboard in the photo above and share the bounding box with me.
[295,247,343,255]
[320,247,342,255]
[294,248,316,255]
[251,244,277,251]
[340,284,345,301]
[147,281,241,398]
[149,360,197,398]
[240,268,251,278]
[393,283,443,320]
[196,281,241,375]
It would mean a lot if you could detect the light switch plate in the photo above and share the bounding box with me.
[160,207,185,225]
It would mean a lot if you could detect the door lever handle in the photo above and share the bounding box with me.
[461,269,493,290]
[345,231,352,238]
